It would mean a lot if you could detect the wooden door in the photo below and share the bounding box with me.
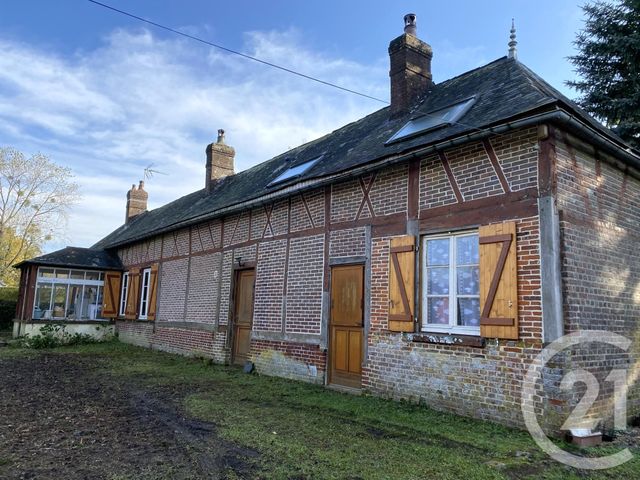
[329,264,364,388]
[232,269,255,365]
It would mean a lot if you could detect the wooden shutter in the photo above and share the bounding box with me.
[388,235,416,332]
[146,263,159,321]
[102,271,122,318]
[479,221,518,339]
[125,267,141,320]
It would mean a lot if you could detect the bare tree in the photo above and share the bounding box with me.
[0,148,80,285]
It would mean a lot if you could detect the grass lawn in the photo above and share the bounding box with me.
[4,340,639,479]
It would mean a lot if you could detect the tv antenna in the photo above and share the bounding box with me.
[143,163,168,181]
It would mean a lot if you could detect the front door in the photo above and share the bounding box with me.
[329,264,364,388]
[232,269,255,366]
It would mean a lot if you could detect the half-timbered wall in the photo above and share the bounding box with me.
[114,125,626,428]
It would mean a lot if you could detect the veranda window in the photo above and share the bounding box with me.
[33,268,105,320]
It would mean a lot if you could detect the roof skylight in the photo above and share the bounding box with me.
[385,96,476,144]
[268,156,321,186]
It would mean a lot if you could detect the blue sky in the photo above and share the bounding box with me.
[0,0,585,252]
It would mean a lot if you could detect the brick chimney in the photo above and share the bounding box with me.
[206,129,235,191]
[125,180,148,223]
[389,14,434,117]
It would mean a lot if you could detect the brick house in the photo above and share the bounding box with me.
[14,16,640,430]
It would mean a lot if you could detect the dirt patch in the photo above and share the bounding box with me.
[0,353,257,479]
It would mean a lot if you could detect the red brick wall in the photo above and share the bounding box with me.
[190,219,222,253]
[290,189,325,232]
[251,339,326,384]
[116,321,218,359]
[329,228,366,258]
[419,153,458,210]
[285,235,324,335]
[116,321,153,348]
[185,252,220,325]
[157,258,188,321]
[152,326,216,357]
[447,141,505,200]
[254,239,287,332]
[554,131,640,429]
[369,164,408,216]
[366,216,542,427]
[490,127,539,191]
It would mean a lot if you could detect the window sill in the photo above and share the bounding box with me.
[116,317,154,323]
[410,331,485,348]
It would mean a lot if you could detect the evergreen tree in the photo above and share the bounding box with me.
[567,0,640,149]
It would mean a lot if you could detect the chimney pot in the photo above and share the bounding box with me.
[404,13,417,36]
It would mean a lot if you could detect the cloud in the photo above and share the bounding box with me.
[0,27,387,251]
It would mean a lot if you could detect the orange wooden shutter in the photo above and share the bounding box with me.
[146,263,159,321]
[125,267,140,320]
[388,235,416,332]
[479,221,518,339]
[102,271,122,318]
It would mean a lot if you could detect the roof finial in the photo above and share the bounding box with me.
[508,18,518,60]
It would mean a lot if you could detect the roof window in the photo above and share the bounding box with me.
[268,156,321,186]
[386,96,476,144]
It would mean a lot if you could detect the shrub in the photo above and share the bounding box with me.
[0,301,16,331]
[0,287,19,302]
[0,287,19,331]
[19,323,111,349]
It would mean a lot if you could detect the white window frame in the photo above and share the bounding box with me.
[138,268,151,320]
[32,267,104,320]
[421,231,481,336]
[119,272,129,316]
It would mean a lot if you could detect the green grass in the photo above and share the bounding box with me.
[3,341,639,479]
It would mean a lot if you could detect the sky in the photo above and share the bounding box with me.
[0,0,586,252]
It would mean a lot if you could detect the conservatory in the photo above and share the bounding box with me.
[32,268,105,321]
[12,247,122,339]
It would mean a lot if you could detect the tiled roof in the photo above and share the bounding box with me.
[93,57,633,249]
[15,247,123,270]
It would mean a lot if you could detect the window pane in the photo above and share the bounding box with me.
[140,270,150,317]
[85,271,100,281]
[457,266,479,295]
[427,297,449,324]
[67,285,84,319]
[457,298,480,326]
[96,287,103,319]
[34,283,53,319]
[56,269,70,279]
[456,235,479,265]
[70,270,84,280]
[84,286,99,319]
[120,274,129,315]
[40,268,54,278]
[427,238,450,266]
[53,285,68,317]
[427,267,449,294]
